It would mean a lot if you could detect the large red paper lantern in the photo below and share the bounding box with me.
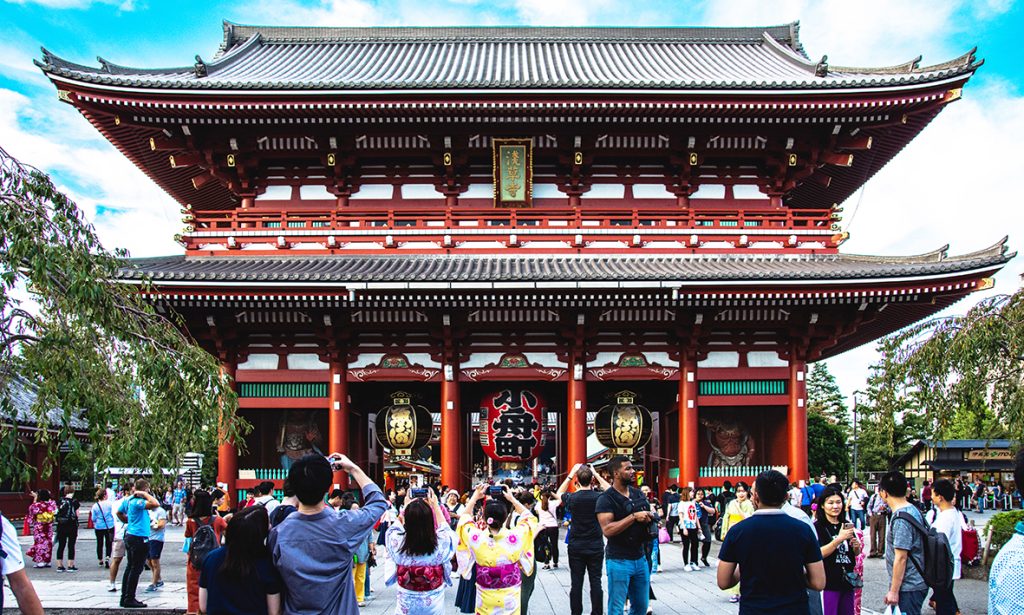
[479,388,546,462]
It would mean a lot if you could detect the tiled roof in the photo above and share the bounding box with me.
[118,239,1011,286]
[37,22,979,92]
[2,376,88,431]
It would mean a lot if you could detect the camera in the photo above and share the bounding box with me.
[488,485,506,498]
[410,487,428,499]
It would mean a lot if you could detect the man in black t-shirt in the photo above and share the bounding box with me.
[717,470,825,614]
[557,463,612,615]
[596,456,653,615]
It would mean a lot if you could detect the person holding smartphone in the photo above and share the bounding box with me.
[814,486,862,615]
[456,484,537,615]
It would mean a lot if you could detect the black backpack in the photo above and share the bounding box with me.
[188,517,218,569]
[894,511,953,590]
[56,499,76,526]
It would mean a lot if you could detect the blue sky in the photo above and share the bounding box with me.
[2,0,1023,403]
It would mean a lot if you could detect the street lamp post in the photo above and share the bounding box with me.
[852,390,864,480]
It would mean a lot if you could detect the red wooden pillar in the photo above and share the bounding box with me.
[566,357,587,471]
[658,412,670,494]
[677,358,698,488]
[217,358,239,504]
[440,362,463,492]
[788,356,809,481]
[329,360,349,489]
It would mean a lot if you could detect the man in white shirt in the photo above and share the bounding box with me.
[252,480,281,516]
[788,482,804,511]
[926,479,961,615]
[1,513,44,614]
[107,487,129,592]
[847,480,868,530]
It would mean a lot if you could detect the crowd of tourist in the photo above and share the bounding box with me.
[2,450,1024,615]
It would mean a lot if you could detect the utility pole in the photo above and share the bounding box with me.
[852,390,864,479]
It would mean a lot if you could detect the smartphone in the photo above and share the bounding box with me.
[842,522,854,531]
[488,485,505,498]
[410,487,428,499]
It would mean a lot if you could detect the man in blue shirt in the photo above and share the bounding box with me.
[171,481,186,526]
[269,453,386,615]
[718,470,825,614]
[116,479,160,608]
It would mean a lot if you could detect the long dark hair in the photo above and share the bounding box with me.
[219,505,270,581]
[814,486,848,525]
[400,499,439,557]
[191,490,213,520]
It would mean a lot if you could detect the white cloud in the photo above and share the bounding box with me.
[824,81,1024,403]
[5,0,136,9]
[246,0,384,26]
[510,0,617,26]
[698,0,1003,68]
[0,88,182,258]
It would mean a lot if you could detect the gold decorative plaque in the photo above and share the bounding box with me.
[492,138,533,208]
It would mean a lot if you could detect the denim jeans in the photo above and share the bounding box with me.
[849,508,866,530]
[121,534,148,604]
[568,550,603,615]
[898,588,928,615]
[606,556,649,615]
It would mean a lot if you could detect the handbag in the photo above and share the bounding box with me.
[844,569,864,589]
[658,527,670,544]
[883,606,902,615]
[181,537,192,553]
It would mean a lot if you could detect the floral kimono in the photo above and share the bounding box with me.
[384,522,456,615]
[456,513,537,615]
[27,499,57,564]
[721,498,754,597]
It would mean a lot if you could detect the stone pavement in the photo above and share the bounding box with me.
[3,513,994,614]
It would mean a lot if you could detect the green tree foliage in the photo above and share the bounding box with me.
[878,290,1023,444]
[855,350,939,473]
[807,362,850,426]
[807,412,850,479]
[0,147,247,486]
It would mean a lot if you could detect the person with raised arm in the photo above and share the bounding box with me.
[384,486,456,615]
[268,453,387,615]
[456,484,537,615]
[557,463,610,615]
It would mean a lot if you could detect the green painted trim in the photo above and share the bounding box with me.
[238,382,328,398]
[698,380,787,396]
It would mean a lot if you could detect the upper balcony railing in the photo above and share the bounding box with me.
[181,205,843,254]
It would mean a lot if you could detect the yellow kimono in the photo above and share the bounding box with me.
[721,498,754,596]
[457,513,538,615]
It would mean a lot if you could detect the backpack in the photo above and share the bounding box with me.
[56,499,76,526]
[895,510,953,590]
[188,517,218,569]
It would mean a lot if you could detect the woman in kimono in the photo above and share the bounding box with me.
[720,481,755,603]
[384,488,456,614]
[457,485,537,615]
[27,489,57,567]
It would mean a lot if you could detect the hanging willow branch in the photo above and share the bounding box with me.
[0,146,247,485]
[877,291,1024,444]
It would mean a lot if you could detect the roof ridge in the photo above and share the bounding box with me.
[220,21,802,49]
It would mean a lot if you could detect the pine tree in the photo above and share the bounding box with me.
[806,362,850,427]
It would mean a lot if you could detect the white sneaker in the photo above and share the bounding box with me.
[692,563,701,570]
[684,564,693,571]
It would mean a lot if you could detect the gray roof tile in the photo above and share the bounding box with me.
[38,23,978,92]
[118,239,1012,286]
